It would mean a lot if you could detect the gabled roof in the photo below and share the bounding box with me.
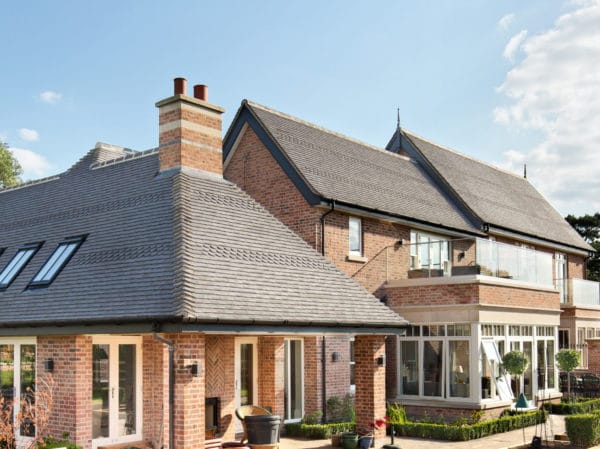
[389,129,592,252]
[224,101,482,236]
[0,145,407,332]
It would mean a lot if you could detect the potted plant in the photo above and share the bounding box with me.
[341,432,359,449]
[502,350,529,409]
[357,417,388,449]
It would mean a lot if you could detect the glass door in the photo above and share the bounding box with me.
[284,339,303,421]
[92,337,142,449]
[0,338,36,442]
[235,338,257,432]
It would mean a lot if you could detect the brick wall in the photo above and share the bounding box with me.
[224,127,321,248]
[354,336,386,446]
[386,282,560,310]
[37,335,92,449]
[258,336,285,417]
[303,337,322,415]
[142,336,169,449]
[587,339,600,375]
[169,333,205,449]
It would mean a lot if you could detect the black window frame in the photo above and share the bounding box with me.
[0,242,43,291]
[28,235,87,289]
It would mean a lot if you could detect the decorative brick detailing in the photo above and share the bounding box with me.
[354,336,386,447]
[206,335,236,441]
[37,336,92,449]
[156,80,224,175]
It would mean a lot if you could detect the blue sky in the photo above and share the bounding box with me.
[2,0,599,215]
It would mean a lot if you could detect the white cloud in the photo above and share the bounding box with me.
[503,30,528,61]
[18,128,39,142]
[10,148,54,180]
[498,13,515,31]
[39,91,63,104]
[495,0,600,215]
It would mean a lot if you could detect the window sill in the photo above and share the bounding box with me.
[347,254,368,263]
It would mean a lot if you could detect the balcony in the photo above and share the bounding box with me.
[407,237,554,288]
[567,278,600,307]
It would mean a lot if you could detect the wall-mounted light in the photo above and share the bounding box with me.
[331,352,340,362]
[189,362,200,376]
[379,295,388,305]
[44,359,54,372]
[376,356,385,367]
[457,251,466,261]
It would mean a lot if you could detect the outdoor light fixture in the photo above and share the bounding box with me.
[376,356,385,366]
[331,352,340,362]
[44,359,54,372]
[457,251,466,261]
[189,362,200,376]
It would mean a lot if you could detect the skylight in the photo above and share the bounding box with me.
[0,243,42,290]
[29,235,87,287]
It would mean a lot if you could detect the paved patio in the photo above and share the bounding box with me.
[280,414,574,449]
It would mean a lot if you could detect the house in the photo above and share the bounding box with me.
[0,79,408,449]
[223,100,597,419]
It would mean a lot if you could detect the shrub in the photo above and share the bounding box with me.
[392,409,545,441]
[545,397,600,415]
[302,410,323,425]
[39,435,82,449]
[565,413,600,447]
[284,422,355,439]
[386,403,407,425]
[327,394,355,423]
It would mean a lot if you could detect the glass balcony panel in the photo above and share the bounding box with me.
[569,278,600,306]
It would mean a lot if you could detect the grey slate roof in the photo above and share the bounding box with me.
[241,102,482,235]
[0,145,406,329]
[401,131,592,252]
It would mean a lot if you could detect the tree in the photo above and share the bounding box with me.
[502,350,529,408]
[566,213,600,281]
[555,349,580,397]
[0,141,23,188]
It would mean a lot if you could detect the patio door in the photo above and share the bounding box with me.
[235,338,258,432]
[92,336,142,449]
[0,338,36,443]
[284,339,303,422]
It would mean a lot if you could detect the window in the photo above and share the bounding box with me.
[348,217,362,256]
[29,235,86,287]
[0,243,42,290]
[410,231,450,272]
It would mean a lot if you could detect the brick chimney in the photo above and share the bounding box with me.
[155,77,225,175]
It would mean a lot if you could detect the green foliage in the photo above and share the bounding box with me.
[0,141,22,188]
[502,350,529,376]
[545,397,600,414]
[556,349,580,373]
[565,413,600,447]
[38,434,82,449]
[386,403,407,425]
[284,422,355,439]
[391,409,545,441]
[566,213,600,281]
[327,394,355,423]
[302,410,323,425]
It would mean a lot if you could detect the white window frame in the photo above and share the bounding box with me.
[349,337,356,394]
[348,217,362,256]
[409,230,451,273]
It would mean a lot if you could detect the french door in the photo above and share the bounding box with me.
[92,336,142,448]
[0,338,36,442]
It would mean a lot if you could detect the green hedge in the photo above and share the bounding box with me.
[284,422,355,439]
[390,409,546,441]
[545,398,600,415]
[565,414,600,447]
